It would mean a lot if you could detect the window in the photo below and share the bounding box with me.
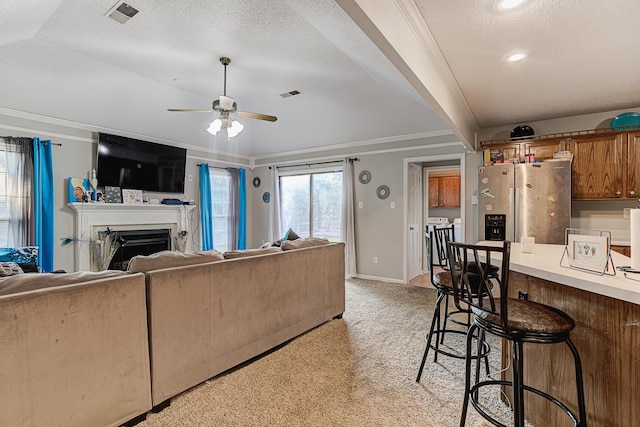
[209,169,231,252]
[279,170,342,241]
[0,151,11,246]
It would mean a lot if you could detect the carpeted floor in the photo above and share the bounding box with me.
[137,278,519,427]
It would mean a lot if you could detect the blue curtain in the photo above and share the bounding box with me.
[33,138,54,272]
[237,168,246,250]
[199,163,213,251]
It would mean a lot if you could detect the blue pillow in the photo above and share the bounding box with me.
[0,247,39,273]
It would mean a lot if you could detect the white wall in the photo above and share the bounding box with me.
[251,135,475,282]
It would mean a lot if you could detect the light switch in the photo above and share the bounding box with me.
[391,202,395,208]
[358,201,363,209]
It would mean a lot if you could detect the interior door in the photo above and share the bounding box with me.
[408,163,422,281]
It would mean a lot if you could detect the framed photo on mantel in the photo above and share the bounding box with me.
[122,189,143,205]
[105,186,122,203]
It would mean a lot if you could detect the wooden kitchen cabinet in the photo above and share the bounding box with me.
[611,245,631,257]
[481,128,640,200]
[524,137,569,161]
[571,131,639,200]
[429,175,460,208]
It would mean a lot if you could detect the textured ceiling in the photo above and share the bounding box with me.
[0,0,638,158]
[416,0,640,128]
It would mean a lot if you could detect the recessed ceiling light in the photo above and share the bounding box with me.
[496,0,526,11]
[506,52,528,62]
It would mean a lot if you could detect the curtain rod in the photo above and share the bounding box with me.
[270,157,359,170]
[195,163,238,171]
[1,137,62,146]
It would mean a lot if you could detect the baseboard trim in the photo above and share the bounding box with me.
[353,274,404,284]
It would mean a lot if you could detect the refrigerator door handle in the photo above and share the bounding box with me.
[507,189,514,242]
[514,187,520,242]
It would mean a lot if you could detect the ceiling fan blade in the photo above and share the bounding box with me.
[167,108,213,113]
[237,111,278,122]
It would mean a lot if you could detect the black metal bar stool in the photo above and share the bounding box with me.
[446,240,587,427]
[415,227,490,382]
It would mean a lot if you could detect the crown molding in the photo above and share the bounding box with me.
[0,106,252,162]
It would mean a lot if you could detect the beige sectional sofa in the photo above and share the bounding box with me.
[0,271,152,427]
[0,239,345,426]
[137,240,345,407]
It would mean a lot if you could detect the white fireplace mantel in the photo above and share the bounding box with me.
[68,202,196,271]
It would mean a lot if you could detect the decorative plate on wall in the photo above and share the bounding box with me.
[253,177,261,188]
[358,170,372,184]
[262,192,270,203]
[376,185,390,199]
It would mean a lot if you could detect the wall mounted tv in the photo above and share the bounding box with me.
[97,133,187,193]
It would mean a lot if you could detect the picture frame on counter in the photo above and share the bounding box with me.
[560,228,615,276]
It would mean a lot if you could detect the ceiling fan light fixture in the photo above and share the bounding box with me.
[227,120,244,138]
[207,118,223,135]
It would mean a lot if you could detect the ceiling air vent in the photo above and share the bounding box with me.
[280,90,301,98]
[106,2,139,24]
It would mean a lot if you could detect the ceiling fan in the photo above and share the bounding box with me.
[168,57,277,137]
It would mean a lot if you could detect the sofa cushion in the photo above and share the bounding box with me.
[0,270,127,296]
[223,246,282,259]
[281,237,331,250]
[127,249,224,273]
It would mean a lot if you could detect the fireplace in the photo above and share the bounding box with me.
[108,229,171,270]
[69,203,196,272]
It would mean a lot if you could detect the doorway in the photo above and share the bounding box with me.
[403,154,464,284]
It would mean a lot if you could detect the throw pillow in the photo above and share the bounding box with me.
[127,249,224,273]
[0,247,39,273]
[282,228,300,241]
[0,262,23,277]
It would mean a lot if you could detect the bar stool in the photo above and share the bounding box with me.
[446,240,586,427]
[415,227,489,382]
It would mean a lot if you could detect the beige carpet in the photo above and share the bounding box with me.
[137,278,519,427]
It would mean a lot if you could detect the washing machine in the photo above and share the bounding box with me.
[453,218,462,243]
[426,217,451,266]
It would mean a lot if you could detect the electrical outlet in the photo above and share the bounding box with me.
[624,207,631,218]
[373,256,378,264]
[518,290,528,301]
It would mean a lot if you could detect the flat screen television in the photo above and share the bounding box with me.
[97,133,187,193]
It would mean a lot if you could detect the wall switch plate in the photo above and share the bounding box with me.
[358,201,363,209]
[373,256,378,264]
[472,195,478,205]
[391,201,395,208]
[624,207,631,218]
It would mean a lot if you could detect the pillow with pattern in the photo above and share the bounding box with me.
[0,247,39,273]
[0,262,23,277]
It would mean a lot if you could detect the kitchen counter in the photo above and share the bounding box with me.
[493,242,639,305]
[479,241,639,427]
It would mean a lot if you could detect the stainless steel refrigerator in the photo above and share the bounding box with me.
[478,162,571,244]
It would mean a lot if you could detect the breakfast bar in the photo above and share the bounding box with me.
[496,242,638,427]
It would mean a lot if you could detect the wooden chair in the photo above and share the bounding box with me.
[446,240,586,427]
